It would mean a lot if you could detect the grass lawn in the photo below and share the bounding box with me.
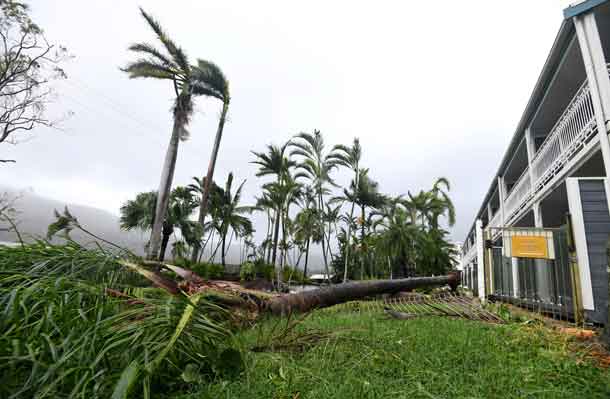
[175,311,610,399]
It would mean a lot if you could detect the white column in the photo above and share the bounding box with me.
[575,12,610,177]
[497,176,506,226]
[532,201,552,302]
[511,257,519,298]
[475,219,486,301]
[525,128,537,191]
[532,201,543,228]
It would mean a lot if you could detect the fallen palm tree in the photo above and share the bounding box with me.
[265,274,460,315]
[0,218,460,399]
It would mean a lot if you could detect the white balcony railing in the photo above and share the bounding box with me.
[463,244,477,265]
[504,166,532,222]
[501,74,600,225]
[530,80,597,190]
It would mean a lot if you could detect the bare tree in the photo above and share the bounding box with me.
[0,0,69,163]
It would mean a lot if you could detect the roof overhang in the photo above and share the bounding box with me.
[564,0,609,19]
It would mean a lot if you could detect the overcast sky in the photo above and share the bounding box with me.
[3,0,577,242]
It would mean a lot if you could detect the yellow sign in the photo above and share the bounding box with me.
[511,235,549,259]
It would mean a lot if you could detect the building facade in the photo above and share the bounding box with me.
[461,0,610,324]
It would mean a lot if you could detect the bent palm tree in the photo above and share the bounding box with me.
[123,8,196,260]
[190,60,230,262]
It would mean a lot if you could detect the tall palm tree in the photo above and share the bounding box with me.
[212,173,253,266]
[289,130,340,281]
[119,187,199,261]
[188,176,223,259]
[328,138,361,282]
[253,193,275,263]
[348,168,386,279]
[260,173,302,282]
[251,143,295,268]
[190,60,231,262]
[123,8,198,260]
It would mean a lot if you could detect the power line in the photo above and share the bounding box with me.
[63,78,165,134]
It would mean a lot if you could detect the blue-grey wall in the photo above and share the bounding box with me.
[579,180,610,324]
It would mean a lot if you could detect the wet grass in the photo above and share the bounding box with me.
[176,311,610,399]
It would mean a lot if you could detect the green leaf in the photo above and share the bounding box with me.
[112,360,140,399]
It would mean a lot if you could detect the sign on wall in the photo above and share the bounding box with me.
[502,229,555,260]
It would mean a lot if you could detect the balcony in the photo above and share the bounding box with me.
[530,79,598,191]
[500,73,601,225]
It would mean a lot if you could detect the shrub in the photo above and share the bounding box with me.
[240,262,256,281]
[282,265,307,284]
[252,258,274,280]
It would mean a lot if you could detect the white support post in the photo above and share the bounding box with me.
[532,201,543,228]
[475,219,486,301]
[531,201,551,301]
[497,176,506,226]
[575,12,610,178]
[525,128,537,190]
[511,257,519,298]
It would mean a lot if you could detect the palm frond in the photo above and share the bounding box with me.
[138,7,190,72]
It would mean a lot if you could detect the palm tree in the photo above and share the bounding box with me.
[260,174,302,282]
[188,176,223,259]
[289,130,340,281]
[190,60,231,262]
[119,187,199,261]
[348,168,386,279]
[328,138,361,282]
[212,173,253,266]
[123,8,198,260]
[251,143,295,268]
[293,206,323,282]
[428,177,456,229]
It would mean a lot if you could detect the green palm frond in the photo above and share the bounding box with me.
[121,59,176,80]
[0,242,236,399]
[127,42,175,68]
[190,59,229,101]
[138,7,190,73]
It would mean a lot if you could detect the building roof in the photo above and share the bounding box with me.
[564,0,610,19]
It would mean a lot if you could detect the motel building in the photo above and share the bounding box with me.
[460,0,610,325]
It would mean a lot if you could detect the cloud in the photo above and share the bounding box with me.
[3,0,574,245]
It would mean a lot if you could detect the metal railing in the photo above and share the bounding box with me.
[531,80,597,190]
[502,74,600,224]
[504,167,532,222]
[462,244,477,265]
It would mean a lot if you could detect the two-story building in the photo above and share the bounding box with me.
[461,0,610,324]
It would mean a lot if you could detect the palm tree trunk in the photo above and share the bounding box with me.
[303,237,310,287]
[159,229,172,262]
[221,232,226,266]
[343,203,356,282]
[267,274,460,315]
[191,99,230,262]
[343,168,359,283]
[319,193,330,282]
[271,207,282,285]
[360,204,366,280]
[149,118,181,260]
